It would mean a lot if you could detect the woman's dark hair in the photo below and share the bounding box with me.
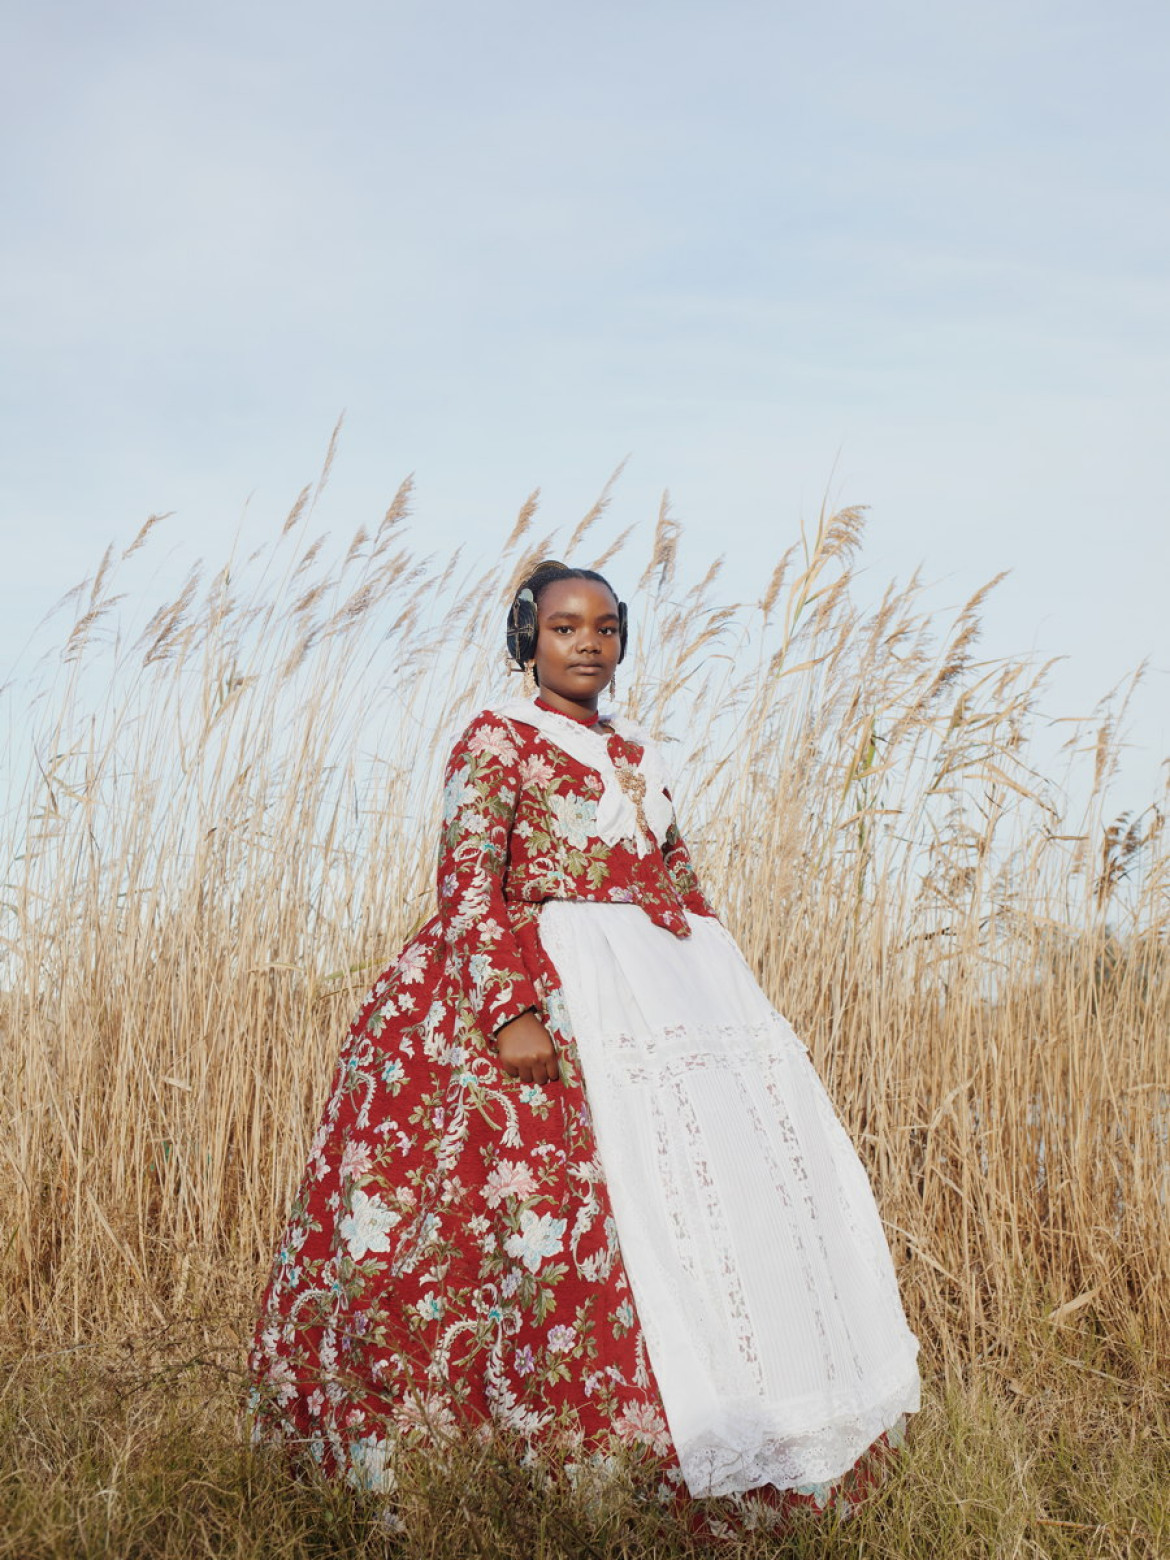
[505,559,628,669]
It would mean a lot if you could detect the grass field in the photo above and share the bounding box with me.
[2,466,1166,1555]
[2,1330,1167,1558]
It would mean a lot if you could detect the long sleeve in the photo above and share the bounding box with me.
[437,714,541,1043]
[660,815,718,920]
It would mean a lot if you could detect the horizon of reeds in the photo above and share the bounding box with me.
[0,455,1167,1553]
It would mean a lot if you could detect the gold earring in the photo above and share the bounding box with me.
[610,669,618,700]
[523,661,537,698]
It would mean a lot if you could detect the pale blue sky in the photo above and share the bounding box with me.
[3,0,1168,806]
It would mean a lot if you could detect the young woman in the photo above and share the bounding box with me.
[249,560,920,1511]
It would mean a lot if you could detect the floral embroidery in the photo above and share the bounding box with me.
[482,1159,539,1207]
[347,1433,396,1494]
[613,1401,672,1455]
[504,1209,567,1273]
[339,1139,374,1182]
[547,791,598,851]
[339,1188,401,1259]
[519,753,556,788]
[466,723,519,765]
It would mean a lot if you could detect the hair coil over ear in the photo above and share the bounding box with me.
[617,599,628,663]
[506,587,539,667]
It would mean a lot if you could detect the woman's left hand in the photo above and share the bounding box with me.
[495,1011,560,1086]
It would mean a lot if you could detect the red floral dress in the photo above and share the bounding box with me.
[248,707,717,1488]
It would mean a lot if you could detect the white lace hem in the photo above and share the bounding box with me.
[677,1368,921,1498]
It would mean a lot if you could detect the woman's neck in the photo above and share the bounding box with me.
[534,694,602,726]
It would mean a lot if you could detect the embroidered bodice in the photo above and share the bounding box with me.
[437,701,715,1042]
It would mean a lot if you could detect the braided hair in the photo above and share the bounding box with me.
[505,560,629,680]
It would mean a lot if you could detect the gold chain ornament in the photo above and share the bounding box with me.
[614,760,651,844]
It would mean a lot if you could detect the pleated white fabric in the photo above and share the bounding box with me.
[538,901,921,1499]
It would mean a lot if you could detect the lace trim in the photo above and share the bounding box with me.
[598,1014,810,1076]
[677,1371,921,1497]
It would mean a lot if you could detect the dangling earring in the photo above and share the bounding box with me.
[609,669,618,700]
[522,661,537,698]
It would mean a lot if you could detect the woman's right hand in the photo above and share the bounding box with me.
[495,1011,560,1086]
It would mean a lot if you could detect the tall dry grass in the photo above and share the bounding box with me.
[1,460,1166,1418]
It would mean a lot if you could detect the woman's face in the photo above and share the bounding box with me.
[533,577,621,712]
